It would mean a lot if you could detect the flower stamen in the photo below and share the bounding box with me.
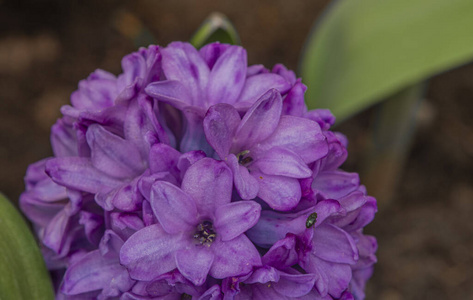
[193,220,216,246]
[237,150,253,166]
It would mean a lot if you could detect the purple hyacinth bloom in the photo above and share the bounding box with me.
[203,89,328,210]
[120,158,262,286]
[145,42,294,154]
[145,42,291,112]
[19,41,377,299]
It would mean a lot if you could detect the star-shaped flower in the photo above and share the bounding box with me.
[120,158,262,285]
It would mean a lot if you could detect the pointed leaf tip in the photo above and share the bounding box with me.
[190,12,241,49]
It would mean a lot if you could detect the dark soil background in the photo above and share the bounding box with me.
[1,1,472,299]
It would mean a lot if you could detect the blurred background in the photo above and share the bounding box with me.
[1,0,472,299]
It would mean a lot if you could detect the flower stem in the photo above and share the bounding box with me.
[361,82,427,209]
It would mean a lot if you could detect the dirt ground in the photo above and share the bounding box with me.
[1,1,472,299]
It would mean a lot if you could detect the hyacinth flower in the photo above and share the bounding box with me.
[120,158,262,286]
[18,40,377,299]
[145,42,294,154]
[203,89,328,210]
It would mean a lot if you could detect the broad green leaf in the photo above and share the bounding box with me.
[301,0,473,122]
[190,12,240,49]
[0,193,54,300]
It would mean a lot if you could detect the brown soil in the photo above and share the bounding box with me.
[1,1,472,299]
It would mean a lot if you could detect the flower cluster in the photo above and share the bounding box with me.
[20,42,377,300]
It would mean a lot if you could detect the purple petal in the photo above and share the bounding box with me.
[244,266,280,284]
[209,235,261,278]
[79,211,104,247]
[262,234,298,269]
[254,115,328,164]
[109,212,145,241]
[24,158,50,188]
[140,95,174,146]
[86,124,145,178]
[252,172,301,211]
[326,192,372,230]
[124,96,171,159]
[250,284,285,300]
[138,171,177,201]
[150,181,198,234]
[233,89,282,151]
[70,70,117,111]
[77,104,127,142]
[19,192,64,227]
[142,199,157,227]
[247,64,269,76]
[95,179,142,212]
[203,103,241,159]
[61,250,130,295]
[45,157,122,194]
[272,64,297,84]
[181,158,233,217]
[175,248,214,286]
[311,224,359,264]
[120,224,185,281]
[282,81,307,117]
[312,171,360,199]
[306,109,336,131]
[274,272,317,298]
[199,42,231,69]
[198,284,222,300]
[23,171,67,203]
[318,131,348,171]
[115,78,142,103]
[119,51,147,87]
[214,201,261,242]
[207,46,247,105]
[339,198,377,232]
[336,191,368,212]
[51,119,78,157]
[176,150,207,177]
[252,147,312,178]
[352,232,377,269]
[227,154,259,200]
[42,205,73,255]
[145,80,192,110]
[161,42,210,107]
[148,143,181,175]
[238,73,291,104]
[180,106,214,155]
[99,229,125,258]
[143,269,197,297]
[301,255,352,298]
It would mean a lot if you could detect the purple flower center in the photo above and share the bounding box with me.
[193,220,216,246]
[237,150,253,166]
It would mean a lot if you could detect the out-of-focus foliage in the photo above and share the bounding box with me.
[301,0,473,123]
[190,12,240,48]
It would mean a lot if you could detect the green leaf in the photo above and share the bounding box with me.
[0,193,54,300]
[300,0,473,122]
[190,12,240,49]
